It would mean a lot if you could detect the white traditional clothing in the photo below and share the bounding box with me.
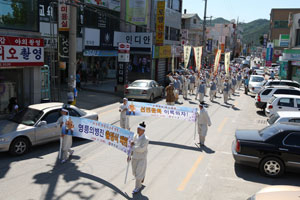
[57,115,73,161]
[197,108,211,145]
[119,104,129,130]
[131,133,149,190]
[182,78,189,99]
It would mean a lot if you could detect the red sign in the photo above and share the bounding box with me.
[118,43,130,53]
[0,36,44,68]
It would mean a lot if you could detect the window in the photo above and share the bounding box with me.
[289,118,300,123]
[296,99,300,108]
[67,109,81,117]
[296,29,300,46]
[193,18,197,24]
[262,89,272,95]
[165,26,169,40]
[283,132,300,147]
[170,27,180,41]
[278,98,294,107]
[274,20,288,29]
[268,113,280,125]
[285,82,300,88]
[274,89,290,95]
[42,110,60,124]
[289,90,300,95]
[268,81,280,86]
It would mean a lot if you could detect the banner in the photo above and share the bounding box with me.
[266,42,274,67]
[184,46,192,69]
[62,116,134,154]
[225,52,230,75]
[155,1,165,45]
[194,46,203,71]
[58,0,70,31]
[126,0,148,25]
[214,49,221,74]
[126,101,197,122]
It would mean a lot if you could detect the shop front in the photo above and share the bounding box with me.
[281,49,300,83]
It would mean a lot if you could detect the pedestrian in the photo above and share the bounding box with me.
[7,97,19,118]
[76,70,81,90]
[270,71,275,80]
[223,79,230,104]
[166,83,175,105]
[128,122,149,194]
[237,72,242,90]
[58,108,74,163]
[243,75,249,95]
[196,103,211,146]
[119,98,130,130]
[209,79,217,101]
[197,80,206,104]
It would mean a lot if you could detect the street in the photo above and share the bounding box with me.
[1,89,300,200]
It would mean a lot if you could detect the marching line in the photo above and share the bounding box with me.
[217,117,228,133]
[177,155,204,191]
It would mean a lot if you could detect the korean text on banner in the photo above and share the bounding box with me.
[126,0,148,25]
[194,46,203,71]
[58,0,70,31]
[214,49,221,74]
[184,46,192,69]
[62,116,134,154]
[155,1,165,45]
[225,52,230,75]
[126,101,198,122]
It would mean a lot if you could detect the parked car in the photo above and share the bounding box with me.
[255,86,300,110]
[267,111,300,125]
[248,75,265,94]
[0,103,98,155]
[248,185,300,200]
[232,122,300,177]
[254,69,265,76]
[262,79,300,88]
[265,95,300,117]
[125,80,164,102]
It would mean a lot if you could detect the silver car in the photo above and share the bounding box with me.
[125,80,164,102]
[0,102,98,155]
[248,75,265,94]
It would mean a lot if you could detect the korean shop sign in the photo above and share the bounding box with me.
[0,36,44,68]
[58,0,70,31]
[155,1,165,46]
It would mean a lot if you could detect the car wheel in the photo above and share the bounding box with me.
[259,157,284,177]
[9,137,29,156]
[149,94,154,102]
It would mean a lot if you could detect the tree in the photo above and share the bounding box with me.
[259,35,264,45]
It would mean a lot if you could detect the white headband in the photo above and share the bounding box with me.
[61,109,68,113]
[138,126,145,130]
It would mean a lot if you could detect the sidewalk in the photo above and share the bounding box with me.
[80,79,123,97]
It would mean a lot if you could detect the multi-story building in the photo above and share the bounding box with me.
[181,11,202,46]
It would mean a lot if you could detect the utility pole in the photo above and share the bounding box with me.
[202,0,208,66]
[68,0,77,104]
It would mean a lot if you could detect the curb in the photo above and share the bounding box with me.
[81,87,124,98]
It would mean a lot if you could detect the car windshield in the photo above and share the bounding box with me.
[251,77,264,82]
[258,124,281,140]
[10,108,43,126]
[268,113,280,125]
[130,82,149,87]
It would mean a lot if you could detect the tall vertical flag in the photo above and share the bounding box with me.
[214,49,221,75]
[184,46,192,69]
[194,46,203,72]
[225,52,231,75]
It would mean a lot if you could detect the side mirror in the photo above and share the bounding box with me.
[37,121,47,127]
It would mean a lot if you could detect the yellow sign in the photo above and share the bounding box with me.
[156,1,165,45]
[225,52,231,74]
[214,49,221,75]
[154,46,171,58]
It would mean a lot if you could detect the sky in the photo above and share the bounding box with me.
[183,0,300,23]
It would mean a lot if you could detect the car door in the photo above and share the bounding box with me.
[296,98,300,111]
[35,109,61,144]
[281,132,300,170]
[150,81,157,97]
[153,81,161,97]
[276,98,295,112]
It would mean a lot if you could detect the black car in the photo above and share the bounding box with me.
[232,123,300,177]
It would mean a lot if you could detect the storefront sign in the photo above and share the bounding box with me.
[100,29,114,49]
[153,46,171,58]
[84,28,100,47]
[114,32,152,48]
[263,34,268,48]
[117,62,129,84]
[85,0,121,12]
[184,46,192,69]
[59,32,69,62]
[118,43,130,62]
[83,50,118,57]
[58,0,70,31]
[155,1,165,45]
[279,34,289,47]
[292,61,300,66]
[181,29,188,40]
[62,116,133,154]
[126,0,148,25]
[194,46,202,71]
[266,42,274,67]
[0,36,44,67]
[39,0,57,22]
[126,101,198,122]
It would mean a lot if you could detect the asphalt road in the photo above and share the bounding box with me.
[1,88,300,200]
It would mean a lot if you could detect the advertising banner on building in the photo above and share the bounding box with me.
[126,101,198,122]
[184,46,192,69]
[194,46,203,71]
[113,32,152,49]
[58,0,70,31]
[153,46,171,58]
[155,1,165,45]
[0,36,44,67]
[62,116,134,154]
[85,0,121,11]
[214,49,221,74]
[225,52,231,74]
[266,42,274,67]
[279,34,289,47]
[126,0,148,25]
[84,28,100,47]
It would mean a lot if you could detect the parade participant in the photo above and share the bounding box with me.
[209,79,217,101]
[197,80,206,104]
[231,76,237,95]
[128,122,149,194]
[237,72,242,90]
[173,77,180,102]
[189,73,196,95]
[223,79,230,104]
[182,76,189,99]
[243,75,249,95]
[166,83,175,105]
[196,103,211,146]
[58,108,74,163]
[119,98,130,130]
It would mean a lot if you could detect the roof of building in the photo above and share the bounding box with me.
[182,13,200,20]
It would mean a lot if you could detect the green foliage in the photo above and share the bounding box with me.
[240,19,269,46]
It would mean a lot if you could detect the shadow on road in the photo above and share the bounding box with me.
[149,140,201,152]
[256,110,266,117]
[0,138,90,180]
[234,163,300,186]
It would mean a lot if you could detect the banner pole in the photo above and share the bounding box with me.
[194,121,196,140]
[124,159,130,184]
[59,137,62,160]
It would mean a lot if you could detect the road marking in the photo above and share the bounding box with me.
[177,155,204,191]
[218,117,228,132]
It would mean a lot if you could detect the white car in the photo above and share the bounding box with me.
[267,111,300,125]
[248,75,265,94]
[262,80,300,89]
[265,94,300,117]
[254,69,265,76]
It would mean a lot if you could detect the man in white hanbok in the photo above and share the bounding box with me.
[119,98,130,130]
[197,104,211,146]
